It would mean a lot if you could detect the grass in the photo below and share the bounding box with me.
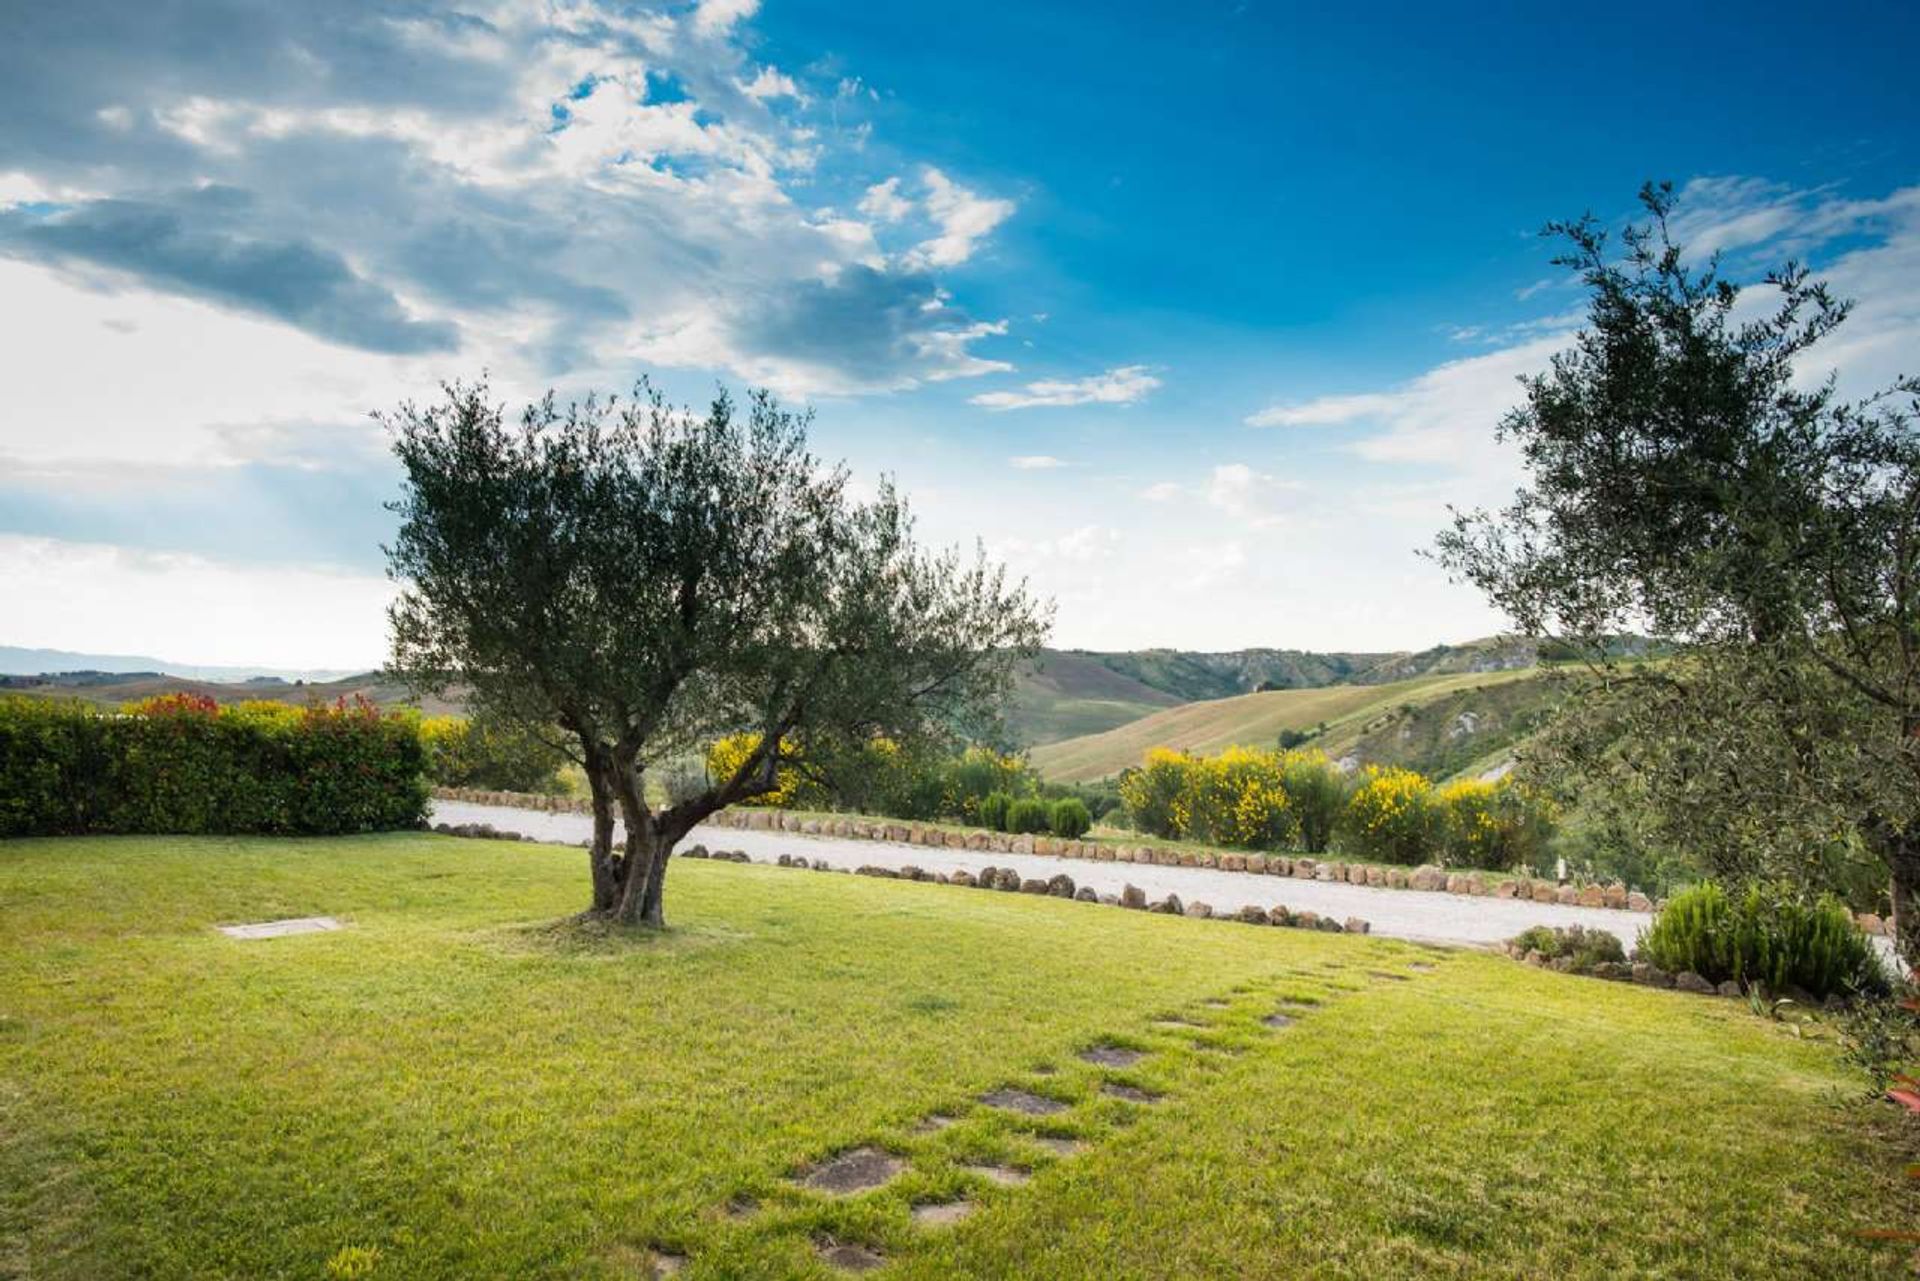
[1,833,1913,1278]
[1030,668,1545,782]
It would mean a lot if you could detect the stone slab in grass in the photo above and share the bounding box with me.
[910,1114,958,1134]
[217,916,342,940]
[979,1087,1068,1116]
[961,1162,1030,1187]
[911,1200,975,1227]
[1033,1136,1087,1157]
[1078,1044,1145,1068]
[1101,1083,1161,1104]
[799,1147,904,1195]
[815,1240,886,1272]
[1263,1013,1296,1029]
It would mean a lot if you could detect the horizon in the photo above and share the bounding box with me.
[3,1,1917,666]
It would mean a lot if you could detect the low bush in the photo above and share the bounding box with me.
[1006,797,1052,835]
[1342,766,1443,865]
[0,693,427,837]
[1509,923,1627,971]
[1636,881,1889,999]
[420,715,568,793]
[1049,797,1092,839]
[978,790,1013,832]
[1278,749,1347,853]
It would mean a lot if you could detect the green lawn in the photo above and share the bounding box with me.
[0,834,1911,1279]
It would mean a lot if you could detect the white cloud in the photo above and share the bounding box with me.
[1205,462,1304,528]
[1010,454,1066,469]
[970,364,1161,411]
[0,534,394,667]
[1139,480,1183,502]
[857,176,912,223]
[739,65,802,102]
[907,166,1015,269]
[693,0,760,38]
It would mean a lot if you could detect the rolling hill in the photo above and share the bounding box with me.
[1029,666,1558,782]
[0,669,463,716]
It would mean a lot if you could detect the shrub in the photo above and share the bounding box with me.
[1509,923,1627,971]
[1637,881,1889,998]
[1278,749,1347,853]
[943,747,1035,823]
[1006,797,1052,835]
[0,694,427,837]
[420,714,567,793]
[1435,777,1557,870]
[1342,765,1443,865]
[1118,748,1189,839]
[1049,797,1092,839]
[704,732,819,808]
[1182,746,1293,848]
[978,790,1013,832]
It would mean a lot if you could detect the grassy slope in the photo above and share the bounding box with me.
[1006,652,1183,746]
[1,834,1910,1279]
[0,672,462,716]
[1031,668,1544,782]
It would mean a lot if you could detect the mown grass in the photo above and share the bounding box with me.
[0,833,1912,1279]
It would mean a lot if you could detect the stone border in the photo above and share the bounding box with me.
[431,786,1691,915]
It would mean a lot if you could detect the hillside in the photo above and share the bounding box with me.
[0,669,463,716]
[1029,667,1552,782]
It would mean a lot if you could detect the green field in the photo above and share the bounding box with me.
[1030,668,1546,782]
[1,833,1911,1278]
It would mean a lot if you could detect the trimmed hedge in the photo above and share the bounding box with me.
[0,693,429,838]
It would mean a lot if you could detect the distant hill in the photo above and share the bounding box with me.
[1028,667,1561,783]
[0,645,358,684]
[0,668,462,716]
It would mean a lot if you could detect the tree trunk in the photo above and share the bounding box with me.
[581,745,618,913]
[1880,824,1920,977]
[606,755,671,928]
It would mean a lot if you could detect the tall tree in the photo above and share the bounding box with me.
[384,380,1050,927]
[1436,182,1920,968]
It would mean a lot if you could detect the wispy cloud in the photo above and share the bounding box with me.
[1009,454,1066,469]
[971,364,1160,411]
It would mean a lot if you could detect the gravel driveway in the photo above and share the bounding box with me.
[430,800,1652,951]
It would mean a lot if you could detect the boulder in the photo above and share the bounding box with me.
[1466,874,1487,896]
[1036,837,1058,857]
[856,865,897,878]
[1236,904,1269,925]
[1222,853,1246,872]
[1576,884,1606,908]
[1268,856,1292,876]
[1673,971,1716,995]
[1603,883,1629,910]
[811,859,832,871]
[1075,886,1099,902]
[1295,910,1321,929]
[950,870,977,888]
[1627,891,1654,913]
[1246,854,1268,874]
[1445,873,1468,894]
[1268,905,1294,927]
[801,819,821,835]
[1717,979,1744,998]
[1152,894,1185,915]
[1386,868,1408,890]
[945,831,969,850]
[1094,844,1117,862]
[1366,866,1386,887]
[1409,867,1444,892]
[1343,916,1370,935]
[1492,880,1518,899]
[1292,858,1316,879]
[899,865,924,881]
[1631,962,1674,989]
[1047,874,1076,898]
[1859,912,1887,936]
[1532,882,1559,903]
[1179,852,1199,868]
[1121,884,1148,910]
[682,844,709,859]
[1184,901,1213,919]
[1591,961,1631,981]
[1317,916,1344,933]
[1020,878,1050,895]
[1549,956,1575,973]
[966,832,989,851]
[1098,893,1121,906]
[1524,948,1546,967]
[994,868,1023,892]
[1555,885,1579,906]
[989,834,1012,854]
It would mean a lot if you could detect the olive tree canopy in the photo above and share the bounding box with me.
[1436,182,1920,967]
[384,379,1050,927]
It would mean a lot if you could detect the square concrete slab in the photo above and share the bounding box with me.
[217,916,342,940]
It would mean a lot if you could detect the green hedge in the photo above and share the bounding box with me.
[0,694,429,838]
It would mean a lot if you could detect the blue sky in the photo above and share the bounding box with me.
[1,1,1916,667]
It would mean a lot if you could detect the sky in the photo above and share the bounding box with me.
[1,0,1917,670]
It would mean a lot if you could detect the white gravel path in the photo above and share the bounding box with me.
[430,799,1653,952]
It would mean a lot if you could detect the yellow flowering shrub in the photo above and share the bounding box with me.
[1438,776,1557,870]
[1119,745,1296,848]
[1119,747,1198,839]
[704,732,805,807]
[1344,765,1442,865]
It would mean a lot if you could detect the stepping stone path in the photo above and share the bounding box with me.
[649,1251,686,1278]
[217,916,341,940]
[1078,1044,1145,1068]
[816,1240,887,1273]
[979,1087,1068,1116]
[962,1162,1030,1187]
[687,956,1436,1274]
[911,1199,976,1227]
[800,1146,904,1195]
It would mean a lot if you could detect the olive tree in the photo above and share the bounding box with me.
[1436,182,1920,966]
[384,379,1050,927]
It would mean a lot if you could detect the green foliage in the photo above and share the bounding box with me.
[942,747,1035,823]
[420,715,568,793]
[978,790,1013,832]
[1049,797,1092,839]
[1341,766,1444,866]
[1637,882,1889,999]
[0,693,426,837]
[1006,797,1052,835]
[1276,727,1313,750]
[1277,749,1348,853]
[1509,924,1627,971]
